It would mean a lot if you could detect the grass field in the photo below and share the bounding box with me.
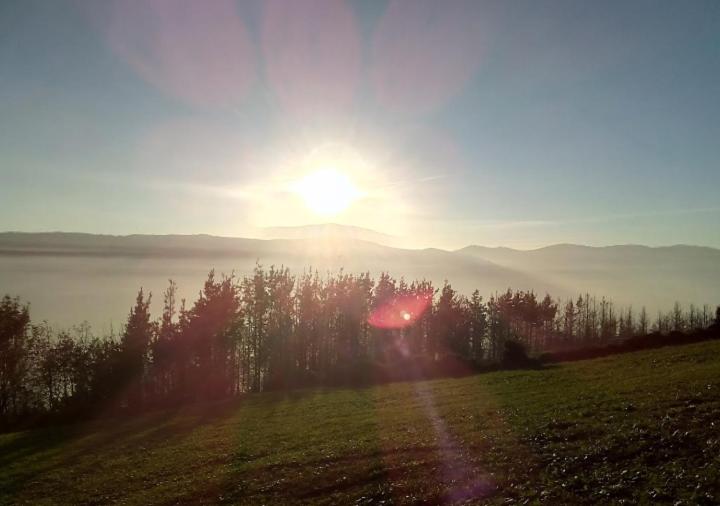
[2,341,720,505]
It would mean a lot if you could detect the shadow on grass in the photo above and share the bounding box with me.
[0,399,243,501]
[182,440,495,504]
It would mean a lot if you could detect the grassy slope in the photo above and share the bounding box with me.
[2,341,719,505]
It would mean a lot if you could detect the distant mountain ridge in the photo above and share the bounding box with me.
[3,231,717,256]
[259,223,401,247]
[458,243,720,266]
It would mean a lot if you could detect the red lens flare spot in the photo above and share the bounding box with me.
[368,294,431,329]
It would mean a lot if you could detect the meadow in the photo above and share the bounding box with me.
[2,340,719,505]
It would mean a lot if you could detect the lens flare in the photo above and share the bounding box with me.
[105,0,255,108]
[368,294,432,329]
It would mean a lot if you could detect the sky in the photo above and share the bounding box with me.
[1,0,719,250]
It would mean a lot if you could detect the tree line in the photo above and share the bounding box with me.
[1,265,719,428]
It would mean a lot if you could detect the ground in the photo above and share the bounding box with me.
[2,340,720,505]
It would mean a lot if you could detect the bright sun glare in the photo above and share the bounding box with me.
[294,168,362,216]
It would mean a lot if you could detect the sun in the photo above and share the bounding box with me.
[293,168,362,216]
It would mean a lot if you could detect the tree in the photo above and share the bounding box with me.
[265,266,295,389]
[293,270,321,383]
[638,307,649,335]
[151,280,179,401]
[0,296,31,422]
[185,271,240,398]
[467,290,487,361]
[432,282,466,358]
[538,294,558,349]
[671,302,685,332]
[370,272,397,361]
[241,265,269,392]
[562,299,576,342]
[119,289,154,409]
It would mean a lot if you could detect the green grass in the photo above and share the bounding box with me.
[2,341,720,505]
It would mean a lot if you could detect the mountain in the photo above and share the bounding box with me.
[258,223,402,247]
[0,232,718,329]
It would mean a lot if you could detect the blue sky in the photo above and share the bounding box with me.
[1,0,719,249]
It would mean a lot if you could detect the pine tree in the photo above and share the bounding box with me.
[120,289,154,408]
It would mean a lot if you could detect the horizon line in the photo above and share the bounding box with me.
[1,229,719,253]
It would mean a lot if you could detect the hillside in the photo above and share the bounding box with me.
[2,340,719,505]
